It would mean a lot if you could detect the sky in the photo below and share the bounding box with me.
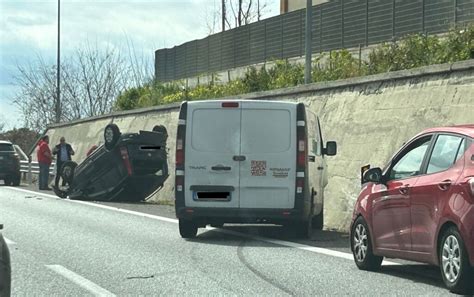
[0,0,279,129]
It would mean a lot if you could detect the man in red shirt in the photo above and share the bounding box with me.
[37,135,52,190]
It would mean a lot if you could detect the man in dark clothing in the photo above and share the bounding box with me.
[52,137,75,188]
[37,135,52,190]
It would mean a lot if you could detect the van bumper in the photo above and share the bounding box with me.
[175,207,305,225]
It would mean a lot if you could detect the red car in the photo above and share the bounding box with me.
[350,125,474,294]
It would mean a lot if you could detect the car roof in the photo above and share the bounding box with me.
[418,125,474,138]
[0,140,13,145]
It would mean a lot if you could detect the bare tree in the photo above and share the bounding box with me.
[13,43,131,131]
[206,0,269,34]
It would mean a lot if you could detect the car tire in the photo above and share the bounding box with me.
[439,226,474,295]
[61,161,77,184]
[104,124,121,151]
[351,216,383,271]
[12,175,21,186]
[3,177,11,186]
[179,219,198,239]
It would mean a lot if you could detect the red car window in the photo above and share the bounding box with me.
[426,135,464,174]
[388,136,432,180]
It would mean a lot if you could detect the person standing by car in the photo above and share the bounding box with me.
[52,137,75,188]
[37,135,52,190]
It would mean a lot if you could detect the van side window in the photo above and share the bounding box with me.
[308,115,322,156]
[316,118,323,156]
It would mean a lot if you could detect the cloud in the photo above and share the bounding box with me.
[0,0,280,127]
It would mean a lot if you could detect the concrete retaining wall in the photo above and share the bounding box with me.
[42,60,474,231]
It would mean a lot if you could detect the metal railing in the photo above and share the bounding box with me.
[20,160,56,184]
[155,0,474,82]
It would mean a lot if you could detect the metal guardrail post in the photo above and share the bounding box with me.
[28,160,32,184]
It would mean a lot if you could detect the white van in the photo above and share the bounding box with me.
[175,100,337,238]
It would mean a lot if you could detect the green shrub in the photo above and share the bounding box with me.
[437,24,474,63]
[313,49,364,82]
[116,23,474,111]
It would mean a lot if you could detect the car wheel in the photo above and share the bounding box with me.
[152,125,168,135]
[104,124,121,151]
[4,177,11,186]
[61,161,77,184]
[12,174,21,186]
[179,219,198,239]
[439,227,474,294]
[351,216,383,271]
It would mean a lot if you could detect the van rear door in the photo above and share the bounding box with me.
[239,102,296,209]
[185,101,241,208]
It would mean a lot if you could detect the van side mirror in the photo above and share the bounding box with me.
[363,168,383,184]
[323,141,337,156]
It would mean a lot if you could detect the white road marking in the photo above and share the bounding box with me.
[3,237,16,245]
[6,187,400,266]
[46,265,116,296]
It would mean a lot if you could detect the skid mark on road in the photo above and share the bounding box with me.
[46,265,116,296]
[237,240,294,296]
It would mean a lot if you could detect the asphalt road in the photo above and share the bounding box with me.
[0,185,459,296]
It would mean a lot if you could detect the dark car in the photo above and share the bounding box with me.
[0,225,11,297]
[351,125,474,294]
[53,124,169,202]
[0,141,21,186]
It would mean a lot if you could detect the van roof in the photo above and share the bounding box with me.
[0,140,12,145]
[187,99,299,106]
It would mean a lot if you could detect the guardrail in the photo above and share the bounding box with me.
[20,160,56,184]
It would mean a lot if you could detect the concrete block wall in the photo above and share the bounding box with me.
[42,60,474,231]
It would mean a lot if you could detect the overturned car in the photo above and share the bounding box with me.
[53,124,169,202]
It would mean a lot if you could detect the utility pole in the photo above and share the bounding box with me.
[304,0,312,84]
[56,0,61,123]
[222,0,226,31]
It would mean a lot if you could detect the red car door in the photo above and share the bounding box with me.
[410,134,466,254]
[372,135,433,251]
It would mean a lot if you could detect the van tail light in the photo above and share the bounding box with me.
[176,139,184,166]
[176,102,187,205]
[295,103,307,202]
[298,139,306,167]
[120,146,132,176]
[176,175,184,192]
[296,178,304,194]
[222,102,239,108]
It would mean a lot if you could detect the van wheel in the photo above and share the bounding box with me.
[439,227,474,294]
[179,219,198,239]
[312,207,324,230]
[351,216,383,271]
[288,219,312,239]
